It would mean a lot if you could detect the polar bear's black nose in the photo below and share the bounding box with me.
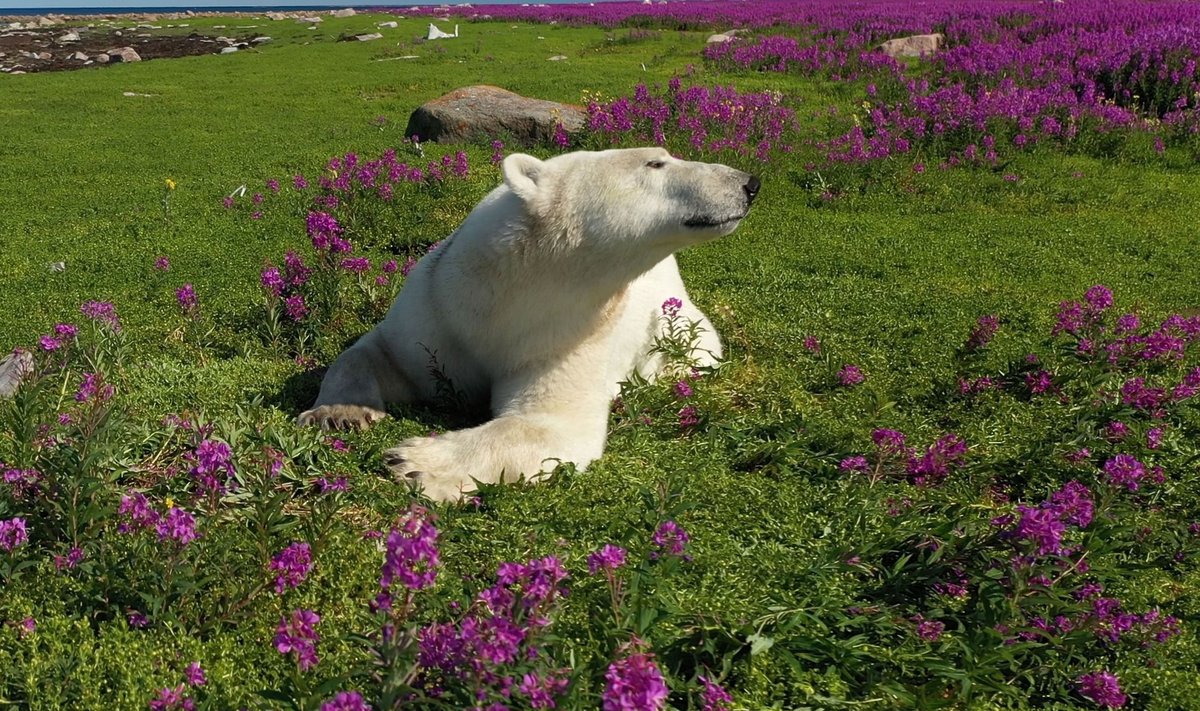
[743,175,761,204]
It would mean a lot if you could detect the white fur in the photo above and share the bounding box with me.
[298,147,757,501]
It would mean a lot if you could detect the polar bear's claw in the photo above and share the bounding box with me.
[297,404,386,432]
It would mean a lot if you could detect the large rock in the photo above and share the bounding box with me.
[108,46,141,62]
[0,350,32,399]
[405,85,586,147]
[878,33,943,58]
[706,28,747,44]
[330,8,356,17]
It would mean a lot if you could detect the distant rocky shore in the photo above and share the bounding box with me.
[0,7,363,27]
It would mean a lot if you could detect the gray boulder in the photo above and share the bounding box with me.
[878,33,944,58]
[0,350,32,399]
[405,85,586,147]
[108,46,141,62]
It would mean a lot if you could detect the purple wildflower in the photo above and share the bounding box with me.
[320,692,371,711]
[148,685,195,711]
[54,547,84,570]
[118,492,160,533]
[871,428,908,454]
[661,297,683,317]
[911,614,945,641]
[80,300,121,331]
[380,506,440,592]
[175,284,198,313]
[293,174,309,190]
[154,256,171,272]
[284,294,308,322]
[965,314,1000,350]
[587,544,628,574]
[156,507,198,546]
[341,257,371,274]
[271,542,314,594]
[1085,285,1114,312]
[677,405,700,428]
[651,521,689,560]
[802,335,821,354]
[184,662,206,687]
[1026,370,1054,394]
[519,671,570,709]
[1115,313,1140,333]
[306,211,344,252]
[838,364,865,386]
[673,380,693,399]
[38,335,61,352]
[1077,671,1127,709]
[839,455,870,473]
[699,676,733,711]
[0,517,28,552]
[603,643,668,711]
[128,611,150,628]
[261,266,284,296]
[275,609,320,671]
[906,433,967,486]
[1103,454,1147,492]
[1014,505,1067,555]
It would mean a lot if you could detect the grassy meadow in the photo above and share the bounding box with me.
[2,6,1200,709]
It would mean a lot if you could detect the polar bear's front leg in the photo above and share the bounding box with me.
[298,334,415,431]
[384,371,611,502]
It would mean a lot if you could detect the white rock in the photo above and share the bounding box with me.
[378,21,398,28]
[94,53,109,63]
[330,8,356,17]
[548,55,567,61]
[58,31,80,42]
[355,33,383,41]
[220,46,239,54]
[71,51,89,60]
[252,36,271,44]
[108,46,141,62]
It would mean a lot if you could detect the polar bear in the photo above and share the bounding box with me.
[298,146,759,501]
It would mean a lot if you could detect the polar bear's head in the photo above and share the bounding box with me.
[500,147,759,259]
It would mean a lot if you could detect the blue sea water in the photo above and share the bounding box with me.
[0,0,608,13]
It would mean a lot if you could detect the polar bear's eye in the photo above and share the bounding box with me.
[646,160,666,169]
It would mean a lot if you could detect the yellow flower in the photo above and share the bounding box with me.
[165,497,175,509]
[165,179,176,191]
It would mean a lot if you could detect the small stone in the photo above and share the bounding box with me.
[378,21,398,28]
[354,33,383,41]
[548,55,567,61]
[57,31,80,42]
[71,51,89,60]
[251,36,271,44]
[94,53,110,63]
[330,8,356,17]
[220,46,238,54]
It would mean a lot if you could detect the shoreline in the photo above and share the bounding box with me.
[0,6,402,23]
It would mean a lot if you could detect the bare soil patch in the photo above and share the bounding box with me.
[0,26,254,74]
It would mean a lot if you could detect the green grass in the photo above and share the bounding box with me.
[3,11,1200,710]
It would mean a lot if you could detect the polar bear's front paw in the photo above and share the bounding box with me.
[383,437,477,503]
[297,404,386,432]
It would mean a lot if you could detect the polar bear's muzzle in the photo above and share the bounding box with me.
[683,173,760,230]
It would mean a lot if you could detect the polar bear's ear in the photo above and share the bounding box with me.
[502,153,545,202]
